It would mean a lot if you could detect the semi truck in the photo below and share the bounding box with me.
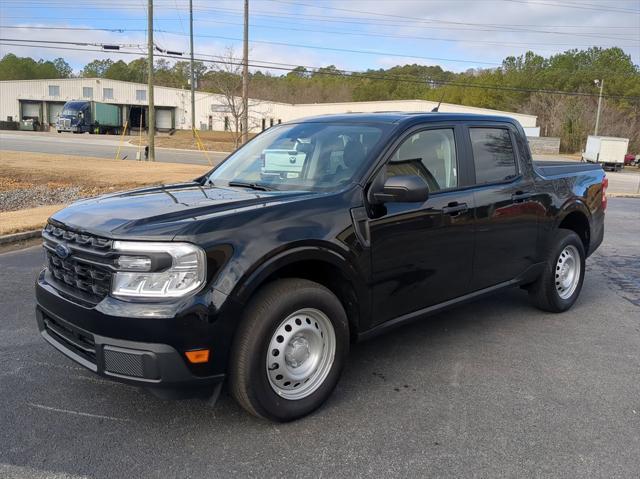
[582,135,629,171]
[56,100,122,134]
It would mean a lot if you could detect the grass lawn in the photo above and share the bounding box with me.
[0,150,210,235]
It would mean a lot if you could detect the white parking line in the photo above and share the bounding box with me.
[27,403,130,422]
[0,464,89,479]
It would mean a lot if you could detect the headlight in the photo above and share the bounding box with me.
[111,241,206,300]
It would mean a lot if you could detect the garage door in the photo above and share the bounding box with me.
[48,103,64,124]
[156,109,172,129]
[22,102,41,120]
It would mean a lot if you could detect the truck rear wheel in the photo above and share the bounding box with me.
[229,278,349,422]
[529,229,585,313]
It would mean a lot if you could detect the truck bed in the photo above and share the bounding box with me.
[533,160,603,178]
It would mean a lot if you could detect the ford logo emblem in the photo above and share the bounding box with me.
[55,243,70,259]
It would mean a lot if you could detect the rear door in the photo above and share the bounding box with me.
[368,123,476,326]
[466,123,540,290]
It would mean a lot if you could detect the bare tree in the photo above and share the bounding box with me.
[205,47,269,148]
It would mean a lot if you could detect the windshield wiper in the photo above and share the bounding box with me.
[227,181,274,191]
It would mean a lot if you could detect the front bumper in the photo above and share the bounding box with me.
[35,270,234,389]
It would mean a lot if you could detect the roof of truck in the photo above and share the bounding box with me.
[288,111,520,126]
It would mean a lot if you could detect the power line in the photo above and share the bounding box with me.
[261,0,640,40]
[11,1,628,42]
[4,24,636,50]
[274,0,640,16]
[2,40,638,101]
[501,0,640,14]
[2,10,638,42]
[0,34,503,66]
[0,37,143,48]
[2,31,637,78]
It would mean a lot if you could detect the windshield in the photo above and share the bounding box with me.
[207,122,388,192]
[62,102,86,117]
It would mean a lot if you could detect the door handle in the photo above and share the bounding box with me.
[442,202,468,216]
[511,191,536,203]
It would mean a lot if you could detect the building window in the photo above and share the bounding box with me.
[261,118,266,131]
[278,119,282,124]
[270,118,274,127]
[48,85,60,97]
[136,89,146,101]
[224,116,230,131]
[83,87,93,99]
[103,88,114,100]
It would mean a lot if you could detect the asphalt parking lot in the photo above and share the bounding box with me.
[1,198,638,478]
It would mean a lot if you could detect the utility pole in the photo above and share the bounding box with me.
[241,0,249,144]
[189,0,196,137]
[594,79,604,136]
[147,0,155,161]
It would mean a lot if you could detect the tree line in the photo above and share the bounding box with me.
[1,47,638,152]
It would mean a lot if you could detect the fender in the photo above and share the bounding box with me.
[554,198,592,230]
[230,243,371,328]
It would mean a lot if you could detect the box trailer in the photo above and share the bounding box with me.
[582,136,629,171]
[56,100,122,134]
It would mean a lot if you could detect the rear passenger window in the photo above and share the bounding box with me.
[388,129,458,192]
[470,128,517,184]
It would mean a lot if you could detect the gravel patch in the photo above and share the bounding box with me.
[0,185,84,212]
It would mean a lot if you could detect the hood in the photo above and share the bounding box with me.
[50,182,311,238]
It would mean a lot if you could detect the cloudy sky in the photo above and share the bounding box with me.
[1,0,639,74]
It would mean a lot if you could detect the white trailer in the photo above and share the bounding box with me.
[582,136,629,171]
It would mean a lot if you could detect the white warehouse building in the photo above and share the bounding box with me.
[0,78,538,134]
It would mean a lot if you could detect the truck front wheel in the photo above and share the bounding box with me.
[529,229,586,312]
[229,278,349,422]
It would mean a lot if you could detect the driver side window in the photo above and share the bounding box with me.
[388,128,458,192]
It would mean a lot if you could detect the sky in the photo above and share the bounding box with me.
[1,0,639,75]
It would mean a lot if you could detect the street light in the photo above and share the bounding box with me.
[594,79,604,136]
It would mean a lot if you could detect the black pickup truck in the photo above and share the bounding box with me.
[35,113,607,421]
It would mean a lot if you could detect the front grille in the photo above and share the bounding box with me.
[43,222,114,302]
[43,313,97,365]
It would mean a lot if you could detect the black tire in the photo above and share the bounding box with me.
[529,229,586,313]
[229,278,349,422]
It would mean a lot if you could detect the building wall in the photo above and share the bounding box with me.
[268,99,538,128]
[0,78,537,132]
[527,136,561,155]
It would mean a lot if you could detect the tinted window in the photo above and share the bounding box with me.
[470,128,517,183]
[388,129,457,191]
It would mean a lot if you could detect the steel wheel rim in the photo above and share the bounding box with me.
[266,308,336,400]
[555,245,581,299]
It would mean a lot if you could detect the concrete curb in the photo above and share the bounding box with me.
[609,193,640,198]
[0,229,41,245]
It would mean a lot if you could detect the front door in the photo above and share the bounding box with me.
[368,125,475,326]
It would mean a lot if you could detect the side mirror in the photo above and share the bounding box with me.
[372,175,429,204]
